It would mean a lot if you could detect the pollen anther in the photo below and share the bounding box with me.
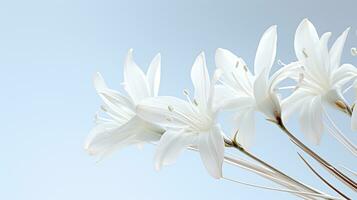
[302,49,308,58]
[335,100,347,110]
[168,105,174,112]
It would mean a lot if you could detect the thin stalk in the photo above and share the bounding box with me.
[323,109,357,156]
[340,166,357,177]
[223,154,339,200]
[188,145,337,200]
[224,138,324,197]
[298,153,351,200]
[223,176,343,200]
[274,117,357,192]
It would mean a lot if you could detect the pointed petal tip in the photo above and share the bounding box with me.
[151,53,161,64]
[125,49,134,62]
[263,25,277,36]
[215,48,222,56]
[269,25,277,31]
[192,51,206,68]
[93,72,102,81]
[215,48,231,58]
[298,18,313,29]
[93,72,106,91]
[154,163,162,171]
[216,48,226,53]
[83,143,96,156]
[324,32,332,36]
[301,18,310,24]
[343,27,351,36]
[266,25,277,36]
[211,168,223,179]
[83,134,94,153]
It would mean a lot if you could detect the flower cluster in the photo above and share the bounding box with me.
[85,19,357,198]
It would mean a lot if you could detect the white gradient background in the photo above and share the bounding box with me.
[1,0,356,199]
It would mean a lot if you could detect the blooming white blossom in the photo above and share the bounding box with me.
[282,19,357,145]
[84,49,164,158]
[137,52,225,179]
[83,19,357,199]
[214,25,300,149]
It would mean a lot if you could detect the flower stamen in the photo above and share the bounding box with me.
[168,105,174,112]
[335,100,347,110]
[302,49,308,58]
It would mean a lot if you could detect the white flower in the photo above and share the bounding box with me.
[84,49,164,158]
[282,19,357,144]
[215,25,300,149]
[137,52,225,179]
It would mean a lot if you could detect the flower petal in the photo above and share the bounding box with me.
[137,96,199,128]
[268,62,303,91]
[254,25,277,77]
[254,68,281,120]
[319,32,332,74]
[218,96,255,111]
[332,63,357,89]
[281,90,314,122]
[93,72,135,122]
[198,125,224,179]
[124,49,151,104]
[213,84,237,104]
[215,48,252,85]
[147,53,161,96]
[330,28,350,70]
[154,129,195,170]
[191,52,210,109]
[215,48,254,99]
[85,116,162,158]
[235,109,256,149]
[294,19,319,61]
[299,97,323,145]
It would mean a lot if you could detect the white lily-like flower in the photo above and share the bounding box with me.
[282,19,357,145]
[84,49,164,158]
[215,25,300,149]
[137,52,225,179]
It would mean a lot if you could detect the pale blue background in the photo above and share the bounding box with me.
[1,0,356,199]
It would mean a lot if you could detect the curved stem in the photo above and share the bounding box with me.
[223,176,343,200]
[274,117,357,192]
[298,153,351,200]
[225,138,324,198]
